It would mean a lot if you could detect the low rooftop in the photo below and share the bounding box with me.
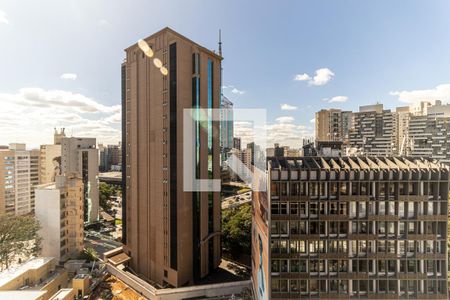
[0,291,46,300]
[35,182,57,190]
[0,257,54,288]
[48,288,73,300]
[74,274,89,280]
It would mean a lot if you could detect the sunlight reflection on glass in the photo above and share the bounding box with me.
[153,58,162,68]
[160,66,168,76]
[137,39,154,58]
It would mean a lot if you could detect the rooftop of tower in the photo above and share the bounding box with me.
[125,27,223,61]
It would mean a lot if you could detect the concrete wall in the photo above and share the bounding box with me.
[39,144,61,185]
[35,189,62,261]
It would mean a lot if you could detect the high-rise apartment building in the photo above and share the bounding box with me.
[40,129,65,184]
[0,144,39,216]
[99,144,121,172]
[409,101,450,165]
[122,27,221,287]
[61,137,99,222]
[274,144,284,157]
[39,144,62,184]
[233,137,241,150]
[315,109,343,142]
[253,156,449,299]
[349,104,397,155]
[341,111,353,144]
[29,148,39,212]
[35,174,84,262]
[315,101,450,159]
[227,147,252,181]
[220,95,234,151]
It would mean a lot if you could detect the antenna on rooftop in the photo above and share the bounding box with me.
[219,29,223,95]
[218,29,222,57]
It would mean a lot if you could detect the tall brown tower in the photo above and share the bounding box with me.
[122,27,222,287]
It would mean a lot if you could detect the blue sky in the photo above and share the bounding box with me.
[1,0,450,147]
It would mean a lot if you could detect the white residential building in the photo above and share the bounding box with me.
[35,175,84,262]
[0,144,39,216]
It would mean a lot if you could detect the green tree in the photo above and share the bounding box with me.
[222,203,252,259]
[80,247,99,262]
[0,214,42,270]
[99,182,114,212]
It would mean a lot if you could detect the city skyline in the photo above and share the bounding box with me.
[2,1,450,148]
[1,5,450,298]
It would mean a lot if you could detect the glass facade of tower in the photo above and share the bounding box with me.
[220,95,234,151]
[207,58,214,271]
[192,52,201,280]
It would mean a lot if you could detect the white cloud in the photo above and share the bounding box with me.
[310,68,334,86]
[275,116,294,123]
[310,118,315,123]
[294,68,335,86]
[0,10,9,24]
[234,116,313,148]
[103,112,121,124]
[281,104,298,111]
[223,85,245,95]
[0,88,120,147]
[2,88,120,113]
[265,119,312,148]
[293,73,311,81]
[234,121,253,126]
[231,88,245,95]
[390,84,450,104]
[60,73,78,80]
[325,96,348,103]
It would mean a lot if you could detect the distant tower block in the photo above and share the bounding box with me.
[54,128,66,145]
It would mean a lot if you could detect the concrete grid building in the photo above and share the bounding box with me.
[0,144,39,216]
[35,175,84,262]
[315,101,450,159]
[409,101,450,165]
[253,156,449,299]
[349,104,397,156]
[122,27,221,287]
